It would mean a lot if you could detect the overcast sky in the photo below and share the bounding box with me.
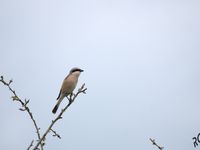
[1,0,200,150]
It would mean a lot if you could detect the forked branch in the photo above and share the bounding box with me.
[149,138,164,150]
[32,83,87,150]
[0,76,43,150]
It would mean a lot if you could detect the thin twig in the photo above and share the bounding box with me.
[0,76,43,150]
[149,138,164,150]
[27,140,34,150]
[50,129,61,139]
[33,83,87,150]
[193,132,200,147]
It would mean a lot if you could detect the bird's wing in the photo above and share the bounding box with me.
[56,74,70,100]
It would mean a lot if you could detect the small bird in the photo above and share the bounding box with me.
[52,67,84,114]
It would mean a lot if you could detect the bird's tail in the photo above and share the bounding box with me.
[52,96,64,114]
[52,104,59,114]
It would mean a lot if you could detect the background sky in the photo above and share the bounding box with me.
[0,0,200,150]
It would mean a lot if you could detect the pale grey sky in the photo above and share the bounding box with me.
[1,0,200,150]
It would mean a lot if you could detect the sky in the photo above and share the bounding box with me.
[0,0,200,150]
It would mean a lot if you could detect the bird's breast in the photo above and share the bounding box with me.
[62,75,78,94]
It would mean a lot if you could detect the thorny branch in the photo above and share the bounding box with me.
[149,138,164,150]
[33,83,87,150]
[0,76,43,150]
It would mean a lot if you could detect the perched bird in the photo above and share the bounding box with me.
[52,67,84,114]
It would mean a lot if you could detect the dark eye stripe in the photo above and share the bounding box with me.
[71,69,80,72]
[70,68,83,73]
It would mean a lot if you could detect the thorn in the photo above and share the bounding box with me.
[9,79,13,85]
[83,88,87,94]
[25,99,30,105]
[19,108,26,111]
[78,83,85,92]
[81,83,85,88]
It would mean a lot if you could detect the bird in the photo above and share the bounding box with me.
[52,67,84,114]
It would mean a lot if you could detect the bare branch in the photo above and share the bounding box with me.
[149,138,164,150]
[27,140,34,150]
[50,129,61,139]
[0,76,43,150]
[33,83,87,150]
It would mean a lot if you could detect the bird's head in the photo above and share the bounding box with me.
[69,67,84,77]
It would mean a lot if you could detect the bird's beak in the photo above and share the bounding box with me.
[80,69,84,72]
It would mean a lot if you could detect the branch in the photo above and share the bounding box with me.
[50,129,61,139]
[0,76,43,150]
[192,132,200,148]
[33,83,87,150]
[149,138,164,150]
[27,140,34,150]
